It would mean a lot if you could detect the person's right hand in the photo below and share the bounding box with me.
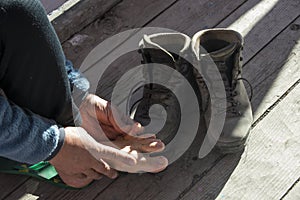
[49,127,168,188]
[49,127,137,188]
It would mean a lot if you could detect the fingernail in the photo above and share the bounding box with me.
[158,157,168,165]
[112,172,118,179]
[136,123,142,128]
[128,158,137,166]
[149,142,158,147]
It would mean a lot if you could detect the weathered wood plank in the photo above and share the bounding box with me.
[0,1,121,198]
[217,0,300,63]
[88,0,250,199]
[183,83,300,200]
[2,0,179,200]
[94,118,224,200]
[62,0,179,68]
[4,177,113,200]
[93,1,300,200]
[148,0,243,34]
[245,19,300,121]
[149,0,300,64]
[50,0,122,43]
[5,0,299,199]
[96,0,299,102]
[181,16,300,200]
[0,174,28,200]
[41,0,68,13]
[283,179,300,200]
[95,0,246,102]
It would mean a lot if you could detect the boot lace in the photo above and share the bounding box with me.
[206,61,253,116]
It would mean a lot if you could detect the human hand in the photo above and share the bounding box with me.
[49,127,137,188]
[102,134,165,153]
[78,94,168,174]
[79,94,143,141]
[50,127,168,188]
[101,134,168,173]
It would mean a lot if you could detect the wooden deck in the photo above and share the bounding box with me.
[1,0,300,199]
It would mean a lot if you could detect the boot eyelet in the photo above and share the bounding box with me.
[233,102,240,106]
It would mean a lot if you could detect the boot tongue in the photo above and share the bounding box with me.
[209,43,237,60]
[208,42,237,85]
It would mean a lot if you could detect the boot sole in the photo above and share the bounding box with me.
[216,141,245,154]
[216,131,250,154]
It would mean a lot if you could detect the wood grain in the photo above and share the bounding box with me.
[1,0,179,199]
[62,0,179,68]
[182,16,300,200]
[3,0,300,199]
[93,1,300,200]
[217,0,300,63]
[283,179,300,200]
[183,84,300,200]
[245,18,300,121]
[51,0,121,43]
[0,174,29,200]
[41,0,68,13]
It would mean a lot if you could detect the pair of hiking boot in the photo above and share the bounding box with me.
[132,28,253,154]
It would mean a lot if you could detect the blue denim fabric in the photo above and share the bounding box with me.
[0,0,90,164]
[0,94,63,164]
[0,60,89,164]
[65,59,90,107]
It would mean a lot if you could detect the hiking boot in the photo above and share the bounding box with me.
[191,29,253,153]
[132,33,200,144]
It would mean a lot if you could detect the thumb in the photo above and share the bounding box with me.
[91,143,137,167]
[109,105,144,135]
[76,127,137,166]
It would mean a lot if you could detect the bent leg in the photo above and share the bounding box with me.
[0,0,75,126]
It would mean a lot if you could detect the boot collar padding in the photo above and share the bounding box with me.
[209,43,237,61]
[140,33,191,62]
[191,28,243,60]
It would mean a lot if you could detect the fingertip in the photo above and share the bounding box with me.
[150,156,169,173]
[136,122,143,130]
[150,141,165,152]
[118,149,137,166]
[129,122,144,136]
[126,155,137,166]
[136,122,144,133]
[107,168,119,179]
[139,133,156,139]
[112,171,119,179]
[158,156,169,166]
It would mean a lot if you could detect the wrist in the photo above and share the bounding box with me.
[45,127,65,161]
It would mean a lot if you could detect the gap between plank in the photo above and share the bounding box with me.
[280,177,300,200]
[242,14,300,68]
[175,14,300,200]
[1,177,30,200]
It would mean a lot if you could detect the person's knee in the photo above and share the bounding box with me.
[0,0,46,24]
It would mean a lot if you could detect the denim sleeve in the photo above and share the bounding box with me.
[0,61,89,164]
[65,60,90,107]
[0,95,65,164]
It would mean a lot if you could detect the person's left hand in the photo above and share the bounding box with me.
[79,94,168,173]
[79,93,143,141]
